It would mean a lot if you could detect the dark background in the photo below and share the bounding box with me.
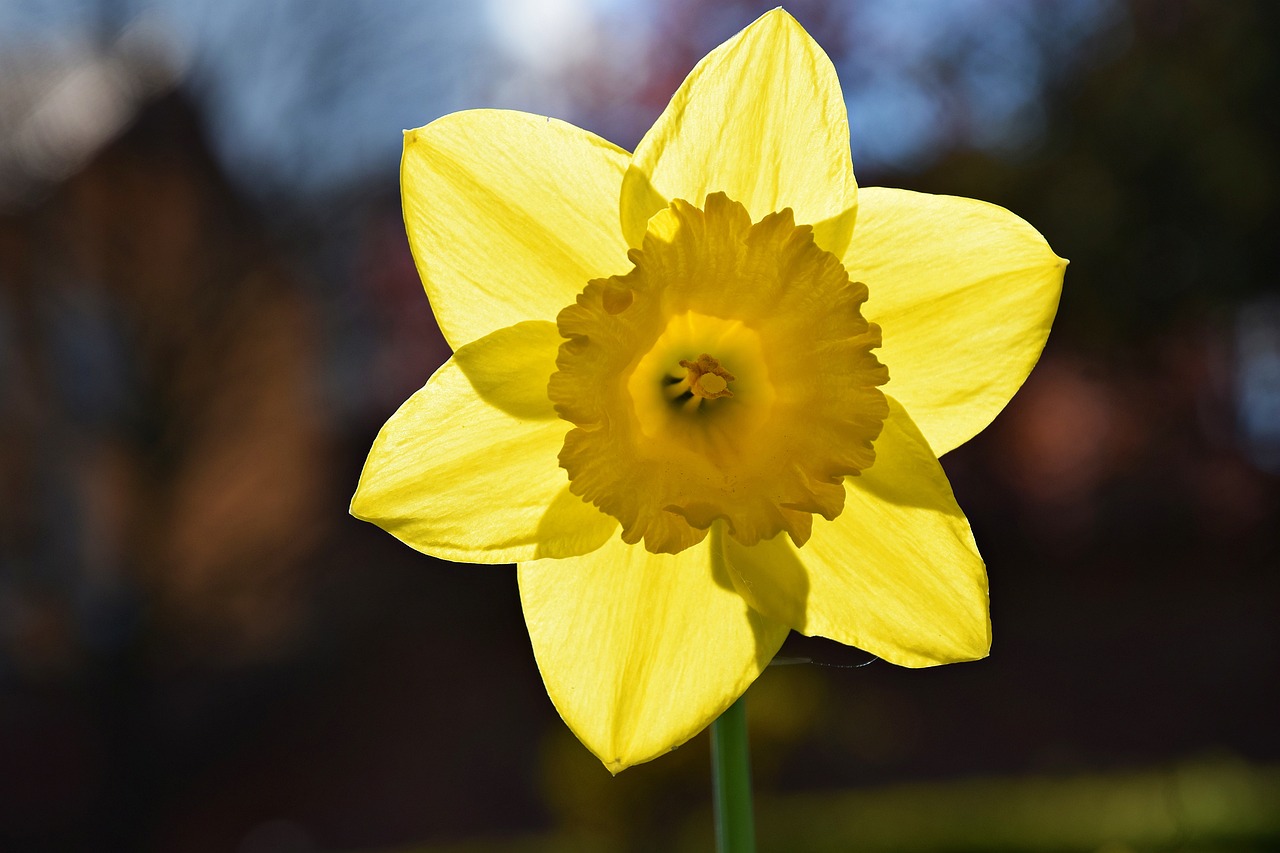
[1,1,1277,851]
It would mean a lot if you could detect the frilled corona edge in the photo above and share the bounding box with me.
[551,193,888,554]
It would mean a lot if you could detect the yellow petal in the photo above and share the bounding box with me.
[621,9,857,256]
[351,322,616,563]
[721,398,989,668]
[519,533,789,772]
[403,110,633,349]
[847,188,1067,456]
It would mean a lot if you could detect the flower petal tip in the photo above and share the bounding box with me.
[621,2,856,256]
[347,489,368,521]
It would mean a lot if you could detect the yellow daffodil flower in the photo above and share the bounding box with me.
[352,9,1066,773]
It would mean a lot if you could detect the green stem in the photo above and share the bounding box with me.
[710,694,756,853]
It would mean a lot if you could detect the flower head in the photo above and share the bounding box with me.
[353,9,1066,773]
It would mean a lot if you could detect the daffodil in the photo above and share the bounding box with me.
[352,9,1065,773]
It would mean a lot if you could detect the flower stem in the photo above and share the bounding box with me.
[710,694,756,853]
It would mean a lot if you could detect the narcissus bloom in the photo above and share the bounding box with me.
[353,9,1065,772]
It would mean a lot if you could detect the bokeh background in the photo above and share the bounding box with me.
[2,0,1278,850]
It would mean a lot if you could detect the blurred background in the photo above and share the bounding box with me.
[1,0,1277,850]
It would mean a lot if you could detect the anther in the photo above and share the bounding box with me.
[679,353,735,400]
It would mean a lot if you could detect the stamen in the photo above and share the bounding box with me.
[664,374,693,400]
[679,354,735,400]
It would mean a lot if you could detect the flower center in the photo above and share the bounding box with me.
[678,354,733,400]
[625,311,774,471]
[549,193,889,554]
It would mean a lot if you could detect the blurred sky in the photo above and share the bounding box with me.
[0,0,1123,202]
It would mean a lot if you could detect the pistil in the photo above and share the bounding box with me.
[680,354,736,400]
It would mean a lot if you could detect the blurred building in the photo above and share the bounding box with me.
[0,34,339,848]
